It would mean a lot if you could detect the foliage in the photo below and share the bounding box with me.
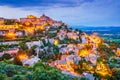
[78,76,90,80]
[28,45,37,57]
[0,73,7,80]
[47,33,57,38]
[99,44,116,60]
[112,68,120,80]
[1,53,12,60]
[32,62,74,80]
[24,72,33,80]
[11,75,24,80]
[13,56,23,65]
[97,57,104,62]
[0,44,18,52]
[39,53,62,62]
[19,41,28,52]
[0,61,81,80]
[53,45,59,54]
[4,65,17,77]
[60,38,80,44]
[42,39,47,47]
[0,62,28,77]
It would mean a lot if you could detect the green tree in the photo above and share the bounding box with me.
[1,53,12,60]
[112,68,120,80]
[0,73,7,80]
[24,73,33,80]
[12,75,24,80]
[4,65,17,77]
[19,42,28,52]
[78,76,90,80]
[32,62,73,80]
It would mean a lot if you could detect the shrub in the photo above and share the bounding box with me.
[33,62,46,70]
[4,65,17,77]
[25,73,33,80]
[12,75,24,80]
[0,70,6,74]
[112,68,120,80]
[0,73,7,80]
[0,62,29,78]
[32,62,73,80]
[78,76,90,80]
[2,53,12,60]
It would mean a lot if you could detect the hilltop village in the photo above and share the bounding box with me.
[0,15,120,80]
[0,14,62,38]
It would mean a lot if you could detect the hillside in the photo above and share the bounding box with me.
[0,15,120,80]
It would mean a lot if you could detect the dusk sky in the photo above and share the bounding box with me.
[0,0,120,26]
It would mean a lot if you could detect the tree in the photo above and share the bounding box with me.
[25,73,33,80]
[32,62,73,80]
[78,76,90,80]
[12,75,24,80]
[13,56,23,65]
[28,45,37,57]
[0,62,29,79]
[0,73,7,80]
[19,42,28,52]
[112,68,120,80]
[1,53,12,60]
[4,65,17,77]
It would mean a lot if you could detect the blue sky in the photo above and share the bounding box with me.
[0,0,120,26]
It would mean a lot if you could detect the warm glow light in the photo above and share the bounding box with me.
[79,48,89,57]
[17,52,28,61]
[25,21,31,26]
[69,35,77,40]
[68,44,74,47]
[77,43,85,46]
[90,34,102,48]
[95,62,112,77]
[36,25,45,31]
[5,32,16,39]
[27,15,37,18]
[116,48,120,56]
[54,39,59,45]
[82,62,94,71]
[26,28,34,34]
[39,26,45,30]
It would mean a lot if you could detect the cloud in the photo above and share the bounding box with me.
[0,6,40,18]
[0,0,120,26]
[43,0,120,26]
[0,0,94,7]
